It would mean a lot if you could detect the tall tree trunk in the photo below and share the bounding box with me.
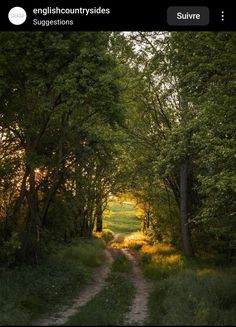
[25,167,42,265]
[180,160,194,257]
[96,198,103,232]
[4,167,30,241]
[41,113,67,226]
[26,168,41,230]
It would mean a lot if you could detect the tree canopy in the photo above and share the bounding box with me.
[0,31,235,265]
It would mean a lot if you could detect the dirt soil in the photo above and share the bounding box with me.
[121,249,151,326]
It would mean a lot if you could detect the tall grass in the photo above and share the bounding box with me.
[140,243,185,280]
[139,242,236,325]
[0,238,105,325]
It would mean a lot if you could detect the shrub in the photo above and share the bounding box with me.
[0,232,21,267]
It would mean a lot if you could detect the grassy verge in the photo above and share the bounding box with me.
[103,201,141,234]
[138,242,236,325]
[66,253,134,326]
[0,238,105,326]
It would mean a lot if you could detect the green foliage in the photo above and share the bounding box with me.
[0,31,125,261]
[119,31,236,257]
[167,32,236,254]
[0,30,236,326]
[0,232,21,267]
[45,196,75,242]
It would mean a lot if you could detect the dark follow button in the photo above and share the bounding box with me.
[167,6,209,26]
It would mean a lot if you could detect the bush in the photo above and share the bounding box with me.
[0,232,21,267]
[94,229,114,244]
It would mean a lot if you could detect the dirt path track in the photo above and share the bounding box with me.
[32,234,151,326]
[32,249,113,326]
[121,249,151,326]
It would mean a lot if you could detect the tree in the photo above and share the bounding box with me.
[168,32,236,255]
[0,32,124,264]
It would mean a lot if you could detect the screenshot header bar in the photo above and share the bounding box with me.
[0,1,234,31]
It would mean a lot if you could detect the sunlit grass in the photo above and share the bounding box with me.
[109,232,149,250]
[136,242,236,325]
[140,243,185,270]
[139,242,186,280]
[141,243,176,255]
[123,232,148,250]
[196,268,224,278]
[109,234,126,249]
[103,201,141,234]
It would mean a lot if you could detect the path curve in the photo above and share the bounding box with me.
[32,249,113,326]
[121,249,151,326]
